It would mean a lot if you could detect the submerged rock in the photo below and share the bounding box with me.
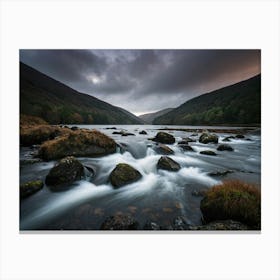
[217,144,234,151]
[194,220,249,230]
[20,180,44,199]
[154,144,174,155]
[199,132,218,144]
[208,170,233,176]
[143,221,161,230]
[139,130,147,135]
[157,156,181,171]
[121,132,135,136]
[179,137,196,143]
[20,158,42,166]
[38,129,116,160]
[191,188,208,197]
[177,140,189,145]
[235,134,245,139]
[112,131,124,135]
[153,132,175,144]
[173,216,192,230]
[222,136,235,142]
[112,130,135,136]
[200,150,217,156]
[45,156,84,187]
[109,163,142,188]
[179,144,194,152]
[100,214,139,230]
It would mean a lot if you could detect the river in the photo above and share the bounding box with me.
[20,125,261,230]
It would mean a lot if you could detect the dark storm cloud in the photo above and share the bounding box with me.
[20,49,108,82]
[20,49,260,114]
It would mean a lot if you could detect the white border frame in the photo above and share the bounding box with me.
[1,1,280,279]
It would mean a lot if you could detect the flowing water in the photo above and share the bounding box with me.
[20,125,261,230]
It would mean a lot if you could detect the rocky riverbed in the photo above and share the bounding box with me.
[20,124,261,230]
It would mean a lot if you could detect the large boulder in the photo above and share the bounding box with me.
[154,144,174,155]
[45,156,84,187]
[20,180,44,199]
[199,132,218,144]
[217,144,234,151]
[100,214,139,230]
[200,181,261,229]
[109,163,142,188]
[38,130,117,160]
[157,156,181,171]
[153,132,175,144]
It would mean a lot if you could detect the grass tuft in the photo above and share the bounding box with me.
[200,180,261,229]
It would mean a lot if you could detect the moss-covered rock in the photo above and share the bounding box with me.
[200,150,217,156]
[199,132,218,144]
[109,163,142,188]
[157,156,181,171]
[100,214,139,230]
[38,129,116,160]
[200,181,261,229]
[20,180,44,199]
[45,156,84,187]
[153,132,175,144]
[217,144,234,151]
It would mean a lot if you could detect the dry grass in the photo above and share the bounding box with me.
[39,129,116,160]
[20,114,48,127]
[20,124,70,146]
[200,180,261,228]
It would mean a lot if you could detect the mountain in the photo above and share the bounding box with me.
[117,107,144,124]
[153,75,261,126]
[20,62,143,125]
[139,108,174,124]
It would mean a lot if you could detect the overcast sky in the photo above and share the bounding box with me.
[20,49,260,116]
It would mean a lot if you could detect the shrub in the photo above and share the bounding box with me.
[200,180,261,229]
